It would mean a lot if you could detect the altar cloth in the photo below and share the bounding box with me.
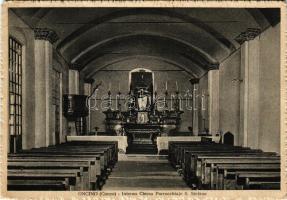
[156,136,221,154]
[67,136,128,153]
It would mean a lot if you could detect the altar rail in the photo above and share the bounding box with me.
[67,136,128,153]
[157,136,221,154]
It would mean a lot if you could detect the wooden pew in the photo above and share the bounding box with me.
[8,169,83,190]
[12,151,104,176]
[24,148,108,168]
[8,170,80,191]
[7,141,118,191]
[8,160,92,190]
[169,141,280,190]
[8,156,99,190]
[215,163,280,190]
[19,142,117,184]
[199,156,280,189]
[235,171,280,190]
[181,148,267,173]
[8,180,69,191]
[183,151,276,184]
[9,154,108,188]
[63,141,118,164]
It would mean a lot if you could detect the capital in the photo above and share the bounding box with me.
[84,78,94,84]
[70,63,82,70]
[235,28,261,45]
[34,28,59,44]
[189,78,199,85]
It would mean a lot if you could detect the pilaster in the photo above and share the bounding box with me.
[237,28,260,148]
[34,28,58,148]
[190,78,199,135]
[208,70,219,135]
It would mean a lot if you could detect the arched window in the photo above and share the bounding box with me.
[128,68,154,92]
[9,37,23,153]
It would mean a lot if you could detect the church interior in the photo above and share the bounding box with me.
[6,7,281,191]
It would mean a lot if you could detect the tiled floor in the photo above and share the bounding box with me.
[103,155,190,190]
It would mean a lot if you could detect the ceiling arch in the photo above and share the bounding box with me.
[79,35,217,78]
[73,34,219,71]
[60,12,236,67]
[57,8,235,53]
[11,8,279,78]
[84,55,198,79]
[71,32,218,64]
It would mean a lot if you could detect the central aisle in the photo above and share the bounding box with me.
[102,154,190,190]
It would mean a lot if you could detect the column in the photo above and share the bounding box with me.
[67,68,80,136]
[34,28,58,148]
[208,70,219,135]
[69,69,80,95]
[236,28,260,148]
[190,78,199,135]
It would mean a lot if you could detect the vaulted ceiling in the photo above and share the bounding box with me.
[12,8,280,78]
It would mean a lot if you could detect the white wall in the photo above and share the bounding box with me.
[217,24,280,153]
[258,24,280,153]
[219,50,241,145]
[198,73,209,133]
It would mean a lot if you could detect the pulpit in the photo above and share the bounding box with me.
[63,94,88,135]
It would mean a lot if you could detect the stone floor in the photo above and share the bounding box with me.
[102,154,190,190]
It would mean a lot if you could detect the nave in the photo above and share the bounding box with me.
[103,155,189,190]
[7,139,280,191]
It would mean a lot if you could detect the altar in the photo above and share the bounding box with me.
[103,68,184,145]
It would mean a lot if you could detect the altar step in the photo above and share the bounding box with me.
[132,139,154,144]
[127,143,158,154]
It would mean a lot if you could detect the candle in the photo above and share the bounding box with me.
[118,82,120,91]
[165,81,168,91]
[109,82,111,91]
[176,81,178,91]
[155,83,157,91]
[201,93,205,111]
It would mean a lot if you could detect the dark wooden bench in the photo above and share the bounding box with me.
[235,171,280,190]
[8,180,70,191]
[8,170,80,191]
[215,163,280,189]
[8,160,93,190]
[168,141,280,190]
[7,141,119,191]
[183,151,276,183]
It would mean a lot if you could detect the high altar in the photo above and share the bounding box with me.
[103,68,183,144]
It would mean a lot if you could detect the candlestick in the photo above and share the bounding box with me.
[107,90,111,110]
